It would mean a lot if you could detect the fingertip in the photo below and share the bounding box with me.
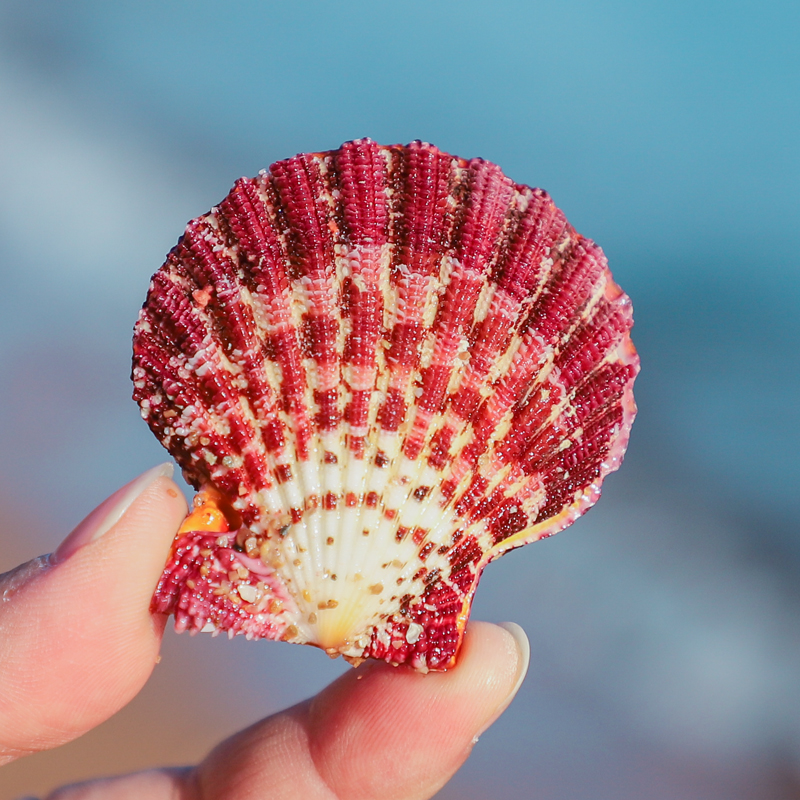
[306,621,529,800]
[55,471,188,651]
[189,623,530,800]
[54,463,178,564]
[54,472,188,629]
[418,620,529,737]
[104,473,189,572]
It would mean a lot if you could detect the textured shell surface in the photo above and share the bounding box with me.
[132,139,639,671]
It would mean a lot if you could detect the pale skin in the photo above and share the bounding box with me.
[0,466,529,800]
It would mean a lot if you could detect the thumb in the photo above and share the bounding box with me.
[0,463,187,764]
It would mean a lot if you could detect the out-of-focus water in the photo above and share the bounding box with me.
[0,2,798,798]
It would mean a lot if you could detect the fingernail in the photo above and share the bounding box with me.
[497,621,530,702]
[54,463,174,563]
[476,621,530,739]
[0,555,52,603]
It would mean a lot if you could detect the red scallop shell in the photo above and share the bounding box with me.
[132,139,639,671]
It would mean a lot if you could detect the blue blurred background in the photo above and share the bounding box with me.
[0,1,798,797]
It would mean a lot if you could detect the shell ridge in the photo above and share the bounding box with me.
[374,150,466,584]
[221,171,331,626]
[268,154,339,459]
[229,188,321,546]
[213,176,343,576]
[269,148,383,647]
[509,248,628,475]
[421,186,567,481]
[135,272,272,514]
[177,216,286,500]
[401,163,523,466]
[216,178,297,469]
[456,238,603,494]
[412,172,564,484]
[327,142,393,637]
[322,142,468,656]
[376,143,454,445]
[404,177,540,472]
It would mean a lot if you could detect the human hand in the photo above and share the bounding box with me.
[0,464,529,800]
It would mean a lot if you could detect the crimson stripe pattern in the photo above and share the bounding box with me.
[133,139,639,671]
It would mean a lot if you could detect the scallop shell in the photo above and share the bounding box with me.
[132,139,638,671]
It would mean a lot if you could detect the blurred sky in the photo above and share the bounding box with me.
[0,2,798,798]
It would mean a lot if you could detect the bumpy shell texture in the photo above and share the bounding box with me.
[133,139,639,671]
